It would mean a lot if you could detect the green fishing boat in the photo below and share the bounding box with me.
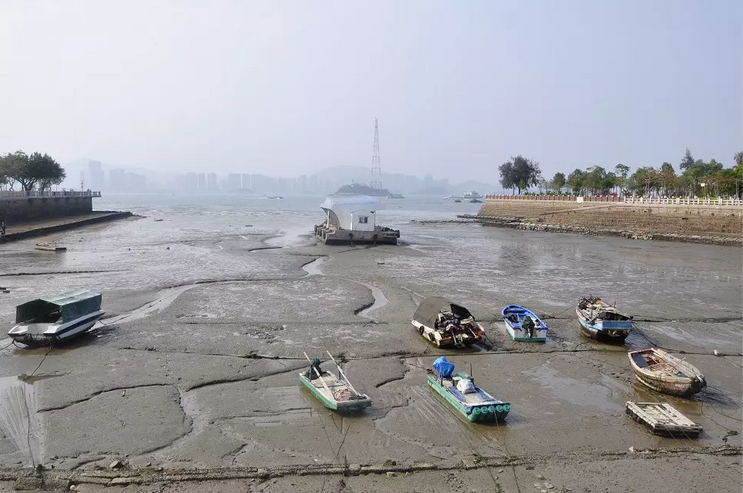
[299,351,372,412]
[427,357,510,423]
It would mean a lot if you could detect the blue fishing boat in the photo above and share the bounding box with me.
[576,296,632,342]
[427,357,510,423]
[502,304,548,342]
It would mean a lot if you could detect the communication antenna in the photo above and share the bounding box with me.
[370,118,382,189]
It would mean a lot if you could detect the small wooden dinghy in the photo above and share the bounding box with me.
[626,401,702,437]
[628,348,706,397]
[299,351,372,412]
[502,305,548,342]
[35,242,66,252]
[427,357,510,423]
[576,296,632,342]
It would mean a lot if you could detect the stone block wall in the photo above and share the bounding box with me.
[0,196,94,224]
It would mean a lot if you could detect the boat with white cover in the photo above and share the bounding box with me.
[8,290,104,345]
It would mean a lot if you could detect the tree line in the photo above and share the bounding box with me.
[0,151,66,192]
[499,149,743,198]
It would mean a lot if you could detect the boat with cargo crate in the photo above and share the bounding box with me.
[626,401,702,438]
[299,351,372,412]
[628,348,706,397]
[576,295,632,342]
[412,297,486,348]
[8,289,104,345]
[502,304,548,342]
[427,357,510,423]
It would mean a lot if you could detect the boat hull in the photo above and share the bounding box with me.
[427,376,509,423]
[8,310,105,345]
[577,310,631,342]
[634,374,706,397]
[628,349,707,397]
[299,374,372,412]
[412,321,484,348]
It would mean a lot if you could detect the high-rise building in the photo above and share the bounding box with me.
[241,174,252,191]
[227,174,242,191]
[88,161,104,190]
[197,173,207,192]
[186,173,197,192]
[109,169,127,192]
[207,173,218,191]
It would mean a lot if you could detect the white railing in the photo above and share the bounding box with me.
[623,197,742,206]
[0,190,101,199]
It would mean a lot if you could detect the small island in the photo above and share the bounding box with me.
[335,183,390,196]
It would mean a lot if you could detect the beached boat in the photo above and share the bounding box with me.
[8,290,105,345]
[502,305,548,342]
[412,297,486,348]
[34,242,66,252]
[427,357,510,423]
[576,296,632,342]
[626,401,702,438]
[628,348,706,397]
[299,351,372,412]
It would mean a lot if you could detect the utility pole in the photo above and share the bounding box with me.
[370,118,382,189]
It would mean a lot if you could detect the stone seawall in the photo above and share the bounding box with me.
[473,199,742,246]
[0,195,93,223]
[0,211,133,244]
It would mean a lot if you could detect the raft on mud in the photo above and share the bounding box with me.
[628,348,707,397]
[427,356,510,423]
[576,295,632,342]
[299,351,372,412]
[412,297,485,348]
[626,401,702,438]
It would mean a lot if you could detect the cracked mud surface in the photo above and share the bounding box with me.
[0,196,740,491]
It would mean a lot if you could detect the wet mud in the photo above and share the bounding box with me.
[0,198,740,492]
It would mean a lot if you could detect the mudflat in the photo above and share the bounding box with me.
[0,205,740,492]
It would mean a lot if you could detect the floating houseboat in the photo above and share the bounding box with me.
[314,195,400,245]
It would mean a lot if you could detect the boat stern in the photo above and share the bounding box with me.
[465,402,510,422]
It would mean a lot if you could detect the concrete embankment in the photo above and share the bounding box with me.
[0,211,134,244]
[470,199,742,246]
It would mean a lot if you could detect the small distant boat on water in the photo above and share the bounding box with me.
[299,351,372,412]
[267,196,283,200]
[628,348,707,397]
[35,242,66,252]
[469,198,482,203]
[412,297,486,348]
[502,305,548,342]
[454,199,462,203]
[387,193,404,199]
[8,290,105,345]
[427,356,510,423]
[576,296,632,342]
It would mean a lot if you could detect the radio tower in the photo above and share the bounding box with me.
[370,118,383,189]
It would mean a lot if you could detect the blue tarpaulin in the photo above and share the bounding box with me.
[433,356,455,378]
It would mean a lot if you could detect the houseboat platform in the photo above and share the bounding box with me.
[314,195,400,245]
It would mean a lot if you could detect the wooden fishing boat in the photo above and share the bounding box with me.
[427,357,510,423]
[628,348,706,397]
[299,351,372,412]
[502,304,548,342]
[626,401,702,437]
[576,296,632,342]
[35,242,66,252]
[412,297,485,348]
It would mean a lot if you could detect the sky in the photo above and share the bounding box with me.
[0,0,741,182]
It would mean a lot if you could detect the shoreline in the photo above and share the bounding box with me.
[0,211,135,244]
[460,214,742,247]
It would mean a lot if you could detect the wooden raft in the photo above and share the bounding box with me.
[626,401,702,438]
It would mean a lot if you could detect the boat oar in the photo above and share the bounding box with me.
[326,351,361,397]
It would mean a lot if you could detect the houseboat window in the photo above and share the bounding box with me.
[359,216,368,224]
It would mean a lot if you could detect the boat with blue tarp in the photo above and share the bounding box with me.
[427,356,510,423]
[502,304,548,342]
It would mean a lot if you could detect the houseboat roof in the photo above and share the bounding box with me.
[16,289,102,323]
[320,195,384,211]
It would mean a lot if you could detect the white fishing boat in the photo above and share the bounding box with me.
[8,290,105,345]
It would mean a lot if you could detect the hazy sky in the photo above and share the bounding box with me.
[1,1,740,182]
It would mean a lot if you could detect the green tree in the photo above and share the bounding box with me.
[735,151,743,168]
[658,162,676,196]
[551,172,566,193]
[628,167,660,196]
[0,151,65,191]
[680,148,695,171]
[614,163,630,195]
[499,155,541,194]
[28,152,65,191]
[567,169,585,194]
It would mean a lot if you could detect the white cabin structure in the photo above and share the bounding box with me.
[315,195,400,245]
